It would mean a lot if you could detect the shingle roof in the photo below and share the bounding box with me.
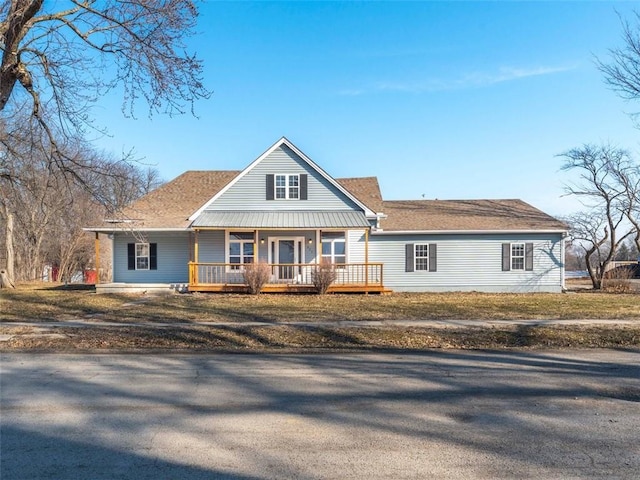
[93,171,383,230]
[108,170,240,229]
[90,169,565,233]
[380,199,567,231]
[336,177,384,213]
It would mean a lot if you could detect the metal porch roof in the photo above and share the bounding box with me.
[191,210,371,229]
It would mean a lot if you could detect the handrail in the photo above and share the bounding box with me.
[188,262,383,287]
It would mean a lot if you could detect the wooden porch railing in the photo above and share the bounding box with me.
[188,262,383,289]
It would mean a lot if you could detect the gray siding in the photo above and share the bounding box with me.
[367,233,564,293]
[113,232,190,283]
[348,230,366,263]
[197,230,225,263]
[113,230,564,293]
[205,145,363,212]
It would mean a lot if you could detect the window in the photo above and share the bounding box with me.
[267,174,307,200]
[502,242,533,271]
[136,243,150,270]
[415,244,429,271]
[405,243,437,272]
[511,243,525,270]
[321,232,346,265]
[229,232,255,269]
[127,243,157,270]
[275,174,299,199]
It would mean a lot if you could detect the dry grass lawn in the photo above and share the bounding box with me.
[1,282,640,324]
[1,282,639,351]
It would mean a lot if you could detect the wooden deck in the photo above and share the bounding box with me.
[188,262,390,294]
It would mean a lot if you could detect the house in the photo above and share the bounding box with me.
[86,137,567,294]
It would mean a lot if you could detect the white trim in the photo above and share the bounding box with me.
[510,242,526,271]
[414,243,429,272]
[274,173,300,200]
[188,137,376,221]
[268,236,305,281]
[268,236,305,264]
[320,231,347,265]
[84,227,189,233]
[87,227,566,235]
[135,242,150,270]
[372,229,567,235]
[225,229,256,270]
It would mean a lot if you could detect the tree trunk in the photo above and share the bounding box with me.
[6,212,15,281]
[0,269,15,288]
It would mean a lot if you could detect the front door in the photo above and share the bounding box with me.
[270,237,304,280]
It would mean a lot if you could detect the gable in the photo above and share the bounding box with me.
[200,145,362,211]
[197,141,369,214]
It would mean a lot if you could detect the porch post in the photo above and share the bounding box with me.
[94,232,100,285]
[193,229,199,286]
[194,229,199,263]
[254,230,258,263]
[364,228,369,287]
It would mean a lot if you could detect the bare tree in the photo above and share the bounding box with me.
[609,156,640,256]
[1,111,161,284]
[1,0,209,184]
[597,10,640,119]
[560,144,636,289]
[564,211,615,289]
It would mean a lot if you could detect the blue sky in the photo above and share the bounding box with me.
[92,1,640,217]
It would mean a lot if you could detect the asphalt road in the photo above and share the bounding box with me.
[1,350,639,479]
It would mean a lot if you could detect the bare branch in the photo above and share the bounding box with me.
[1,0,210,188]
[597,11,640,104]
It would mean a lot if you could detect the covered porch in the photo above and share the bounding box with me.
[188,210,386,293]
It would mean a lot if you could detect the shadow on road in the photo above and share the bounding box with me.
[2,349,639,478]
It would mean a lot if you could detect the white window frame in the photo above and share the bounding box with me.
[511,243,525,270]
[227,231,255,271]
[321,232,346,267]
[414,244,429,271]
[135,243,150,270]
[274,174,300,200]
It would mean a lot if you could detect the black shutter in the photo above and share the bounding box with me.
[300,174,308,200]
[405,244,414,272]
[502,243,511,271]
[128,243,135,270]
[428,244,437,272]
[525,243,534,271]
[150,243,158,270]
[266,174,274,200]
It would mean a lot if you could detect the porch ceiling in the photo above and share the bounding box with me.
[191,210,370,229]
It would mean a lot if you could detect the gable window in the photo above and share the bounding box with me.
[275,174,299,199]
[229,232,255,270]
[266,174,308,200]
[127,243,157,270]
[321,232,346,265]
[502,243,534,271]
[405,243,437,272]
